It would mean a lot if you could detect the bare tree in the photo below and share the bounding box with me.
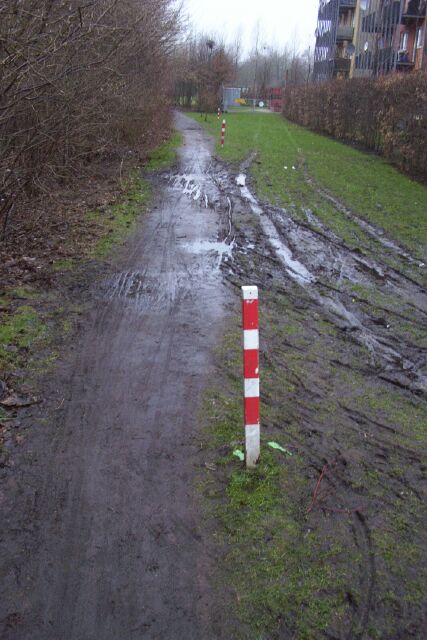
[174,33,235,112]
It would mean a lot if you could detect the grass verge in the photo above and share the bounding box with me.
[187,111,427,260]
[190,116,427,636]
[201,290,426,638]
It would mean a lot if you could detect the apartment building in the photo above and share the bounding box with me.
[313,0,426,81]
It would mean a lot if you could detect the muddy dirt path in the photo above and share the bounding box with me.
[0,114,234,640]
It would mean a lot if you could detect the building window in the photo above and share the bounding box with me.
[400,31,409,50]
[416,27,423,49]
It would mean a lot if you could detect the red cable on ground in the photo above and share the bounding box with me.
[306,463,329,514]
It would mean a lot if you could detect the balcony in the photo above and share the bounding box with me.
[334,57,351,74]
[382,0,401,24]
[401,0,426,25]
[336,25,354,40]
[318,4,336,20]
[316,32,334,47]
[339,0,356,10]
[396,60,416,70]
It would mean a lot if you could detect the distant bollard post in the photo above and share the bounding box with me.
[221,119,226,147]
[217,107,221,120]
[242,286,260,468]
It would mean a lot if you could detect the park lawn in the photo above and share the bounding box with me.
[188,111,427,260]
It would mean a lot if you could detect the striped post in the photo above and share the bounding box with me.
[217,107,221,120]
[221,119,226,147]
[242,285,260,468]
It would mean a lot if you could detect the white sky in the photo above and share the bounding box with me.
[183,0,318,56]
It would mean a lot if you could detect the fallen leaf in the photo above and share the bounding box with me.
[268,441,293,456]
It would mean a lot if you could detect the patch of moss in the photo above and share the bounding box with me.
[52,258,74,271]
[90,175,152,258]
[0,305,47,371]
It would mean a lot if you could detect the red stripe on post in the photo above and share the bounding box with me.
[244,396,260,426]
[243,349,259,379]
[242,299,258,330]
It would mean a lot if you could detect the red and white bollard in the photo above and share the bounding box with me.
[221,119,226,147]
[217,107,221,120]
[242,285,260,468]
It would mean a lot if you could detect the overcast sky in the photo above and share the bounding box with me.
[183,0,318,56]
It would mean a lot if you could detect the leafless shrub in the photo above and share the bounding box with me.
[283,73,427,182]
[0,0,181,236]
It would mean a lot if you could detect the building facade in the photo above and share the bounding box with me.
[313,0,426,81]
[313,0,357,81]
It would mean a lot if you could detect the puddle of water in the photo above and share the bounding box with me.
[170,174,203,201]
[181,239,233,255]
[180,239,234,272]
[238,177,314,284]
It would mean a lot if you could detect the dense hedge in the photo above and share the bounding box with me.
[283,73,427,182]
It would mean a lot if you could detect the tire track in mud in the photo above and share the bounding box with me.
[213,166,426,396]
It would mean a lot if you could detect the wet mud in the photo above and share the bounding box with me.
[1,114,426,639]
[229,172,426,396]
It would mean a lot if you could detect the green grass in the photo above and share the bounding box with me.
[90,173,152,258]
[188,111,427,259]
[0,304,47,371]
[144,130,182,170]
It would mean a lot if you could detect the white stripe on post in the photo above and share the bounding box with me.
[243,329,259,350]
[244,378,260,398]
[242,285,260,468]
